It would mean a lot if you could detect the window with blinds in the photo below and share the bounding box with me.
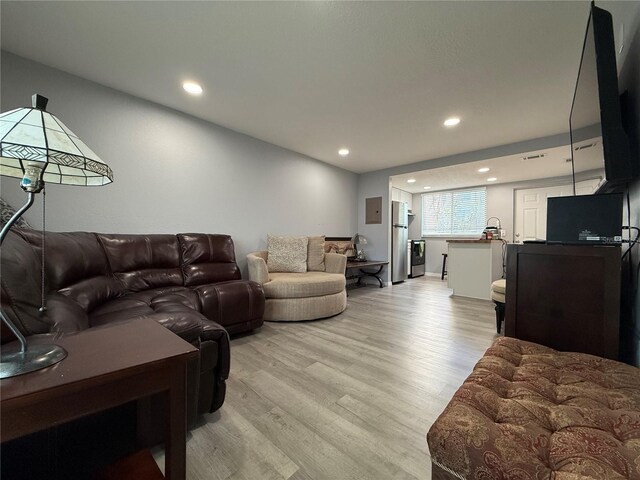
[421,187,487,237]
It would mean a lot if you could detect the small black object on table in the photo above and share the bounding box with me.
[346,260,389,288]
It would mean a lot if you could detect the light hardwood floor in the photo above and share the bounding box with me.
[158,275,499,479]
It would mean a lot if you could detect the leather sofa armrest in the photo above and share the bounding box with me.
[325,253,347,274]
[199,319,230,413]
[46,293,90,333]
[247,252,269,285]
[194,280,265,334]
[201,319,230,380]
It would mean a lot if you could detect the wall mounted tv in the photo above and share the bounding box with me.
[570,2,633,194]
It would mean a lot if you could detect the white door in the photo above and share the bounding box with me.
[514,184,573,243]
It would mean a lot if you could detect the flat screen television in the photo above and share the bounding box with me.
[570,2,633,193]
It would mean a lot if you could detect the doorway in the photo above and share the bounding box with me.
[513,179,601,243]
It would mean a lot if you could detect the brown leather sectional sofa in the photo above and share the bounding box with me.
[1,229,265,421]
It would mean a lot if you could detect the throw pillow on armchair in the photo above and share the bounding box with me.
[266,235,308,273]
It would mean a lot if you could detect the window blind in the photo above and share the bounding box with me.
[421,187,487,237]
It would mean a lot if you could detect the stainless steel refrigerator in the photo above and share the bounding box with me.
[392,201,408,283]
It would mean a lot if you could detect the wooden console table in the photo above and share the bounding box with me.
[0,318,198,480]
[346,260,389,288]
[505,243,621,359]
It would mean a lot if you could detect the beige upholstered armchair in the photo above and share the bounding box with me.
[246,251,347,321]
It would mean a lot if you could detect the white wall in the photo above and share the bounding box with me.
[0,52,358,274]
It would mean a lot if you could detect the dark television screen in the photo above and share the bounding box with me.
[547,193,623,244]
[570,4,632,193]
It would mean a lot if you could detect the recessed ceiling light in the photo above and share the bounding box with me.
[478,167,490,173]
[183,82,203,95]
[407,178,416,183]
[487,177,497,182]
[423,186,432,190]
[338,148,350,157]
[443,117,461,127]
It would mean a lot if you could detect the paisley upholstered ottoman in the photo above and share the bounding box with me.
[427,337,640,479]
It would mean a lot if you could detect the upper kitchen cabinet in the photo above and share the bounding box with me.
[391,187,413,212]
[400,190,413,212]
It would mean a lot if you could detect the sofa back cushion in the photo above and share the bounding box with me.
[1,230,50,339]
[98,234,184,292]
[178,233,241,286]
[17,230,122,313]
[307,235,326,272]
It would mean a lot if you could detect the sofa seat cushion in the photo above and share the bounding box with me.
[264,272,346,299]
[427,337,640,480]
[89,287,204,342]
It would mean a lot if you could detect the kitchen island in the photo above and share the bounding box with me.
[446,239,505,300]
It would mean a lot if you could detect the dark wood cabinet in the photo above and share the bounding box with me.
[505,243,621,359]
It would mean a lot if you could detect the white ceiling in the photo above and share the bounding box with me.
[1,1,638,173]
[391,138,604,193]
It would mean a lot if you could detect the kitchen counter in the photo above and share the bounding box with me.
[447,240,504,300]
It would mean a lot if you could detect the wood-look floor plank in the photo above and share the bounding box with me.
[244,368,422,479]
[170,276,497,479]
[253,406,372,480]
[216,403,299,479]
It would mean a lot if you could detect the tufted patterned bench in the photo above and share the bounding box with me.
[427,337,640,480]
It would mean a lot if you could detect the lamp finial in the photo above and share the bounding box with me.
[32,94,48,111]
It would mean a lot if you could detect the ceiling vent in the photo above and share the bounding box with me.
[574,142,598,151]
[521,153,546,161]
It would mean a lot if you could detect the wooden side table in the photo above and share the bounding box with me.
[346,260,389,288]
[1,318,198,480]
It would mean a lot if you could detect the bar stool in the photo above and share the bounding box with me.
[441,253,448,280]
[491,279,506,333]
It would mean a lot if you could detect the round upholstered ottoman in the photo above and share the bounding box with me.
[427,336,640,480]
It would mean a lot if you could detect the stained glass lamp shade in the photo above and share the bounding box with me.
[0,94,113,378]
[0,94,113,188]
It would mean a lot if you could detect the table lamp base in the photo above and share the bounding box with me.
[0,344,68,378]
